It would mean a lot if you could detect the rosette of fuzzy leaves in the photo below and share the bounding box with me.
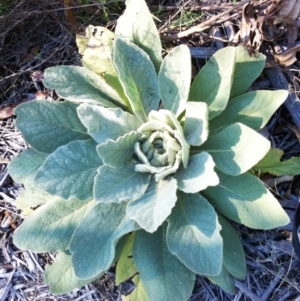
[9,0,290,300]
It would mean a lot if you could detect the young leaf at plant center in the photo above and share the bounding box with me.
[8,148,48,187]
[158,45,191,116]
[113,38,160,122]
[254,148,300,176]
[126,177,177,233]
[15,100,90,153]
[175,152,219,193]
[116,233,137,285]
[97,131,141,168]
[115,0,162,72]
[207,266,235,295]
[70,202,139,279]
[166,192,222,276]
[44,66,125,109]
[77,104,142,144]
[34,139,102,201]
[202,171,290,229]
[94,165,151,203]
[189,46,265,119]
[218,215,246,280]
[209,90,288,136]
[133,225,195,301]
[45,251,103,294]
[13,198,96,253]
[200,122,270,176]
[183,102,208,146]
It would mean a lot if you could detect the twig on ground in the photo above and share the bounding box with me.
[161,0,251,41]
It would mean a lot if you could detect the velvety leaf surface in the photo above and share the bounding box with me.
[254,148,300,176]
[13,199,96,252]
[218,214,246,280]
[209,90,288,135]
[44,66,124,108]
[189,46,265,119]
[126,177,177,233]
[167,192,222,276]
[115,0,162,71]
[77,104,141,144]
[34,139,102,201]
[70,202,139,279]
[201,123,270,176]
[16,187,57,211]
[94,165,151,203]
[130,275,151,301]
[133,225,195,301]
[15,100,90,153]
[8,148,48,187]
[207,266,235,295]
[97,131,141,168]
[203,171,290,229]
[158,45,191,116]
[113,38,160,122]
[45,251,102,294]
[175,152,219,193]
[183,101,208,146]
[116,233,137,285]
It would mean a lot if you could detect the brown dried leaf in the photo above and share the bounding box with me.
[233,3,263,50]
[273,44,300,66]
[0,104,18,120]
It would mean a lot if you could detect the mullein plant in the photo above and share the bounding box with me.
[9,0,290,299]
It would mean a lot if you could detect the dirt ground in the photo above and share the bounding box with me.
[1,0,300,300]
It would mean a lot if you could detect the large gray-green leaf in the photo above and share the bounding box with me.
[189,46,265,119]
[167,192,222,276]
[97,131,141,168]
[203,171,290,229]
[34,139,102,201]
[113,38,160,122]
[175,152,219,193]
[209,90,288,136]
[200,123,270,176]
[16,187,57,211]
[44,66,126,108]
[218,214,246,280]
[158,45,191,116]
[15,100,90,153]
[126,177,177,233]
[13,198,95,252]
[183,102,208,146]
[94,165,151,203]
[207,266,235,295]
[8,148,48,187]
[70,202,139,279]
[115,0,162,72]
[116,233,137,285]
[133,225,195,301]
[45,251,102,294]
[77,104,142,144]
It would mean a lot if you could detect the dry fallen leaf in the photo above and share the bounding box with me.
[273,44,300,66]
[266,0,300,47]
[0,104,18,119]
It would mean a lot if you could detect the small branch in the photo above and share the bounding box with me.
[161,0,251,41]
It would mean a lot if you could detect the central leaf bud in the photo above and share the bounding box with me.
[134,110,190,181]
